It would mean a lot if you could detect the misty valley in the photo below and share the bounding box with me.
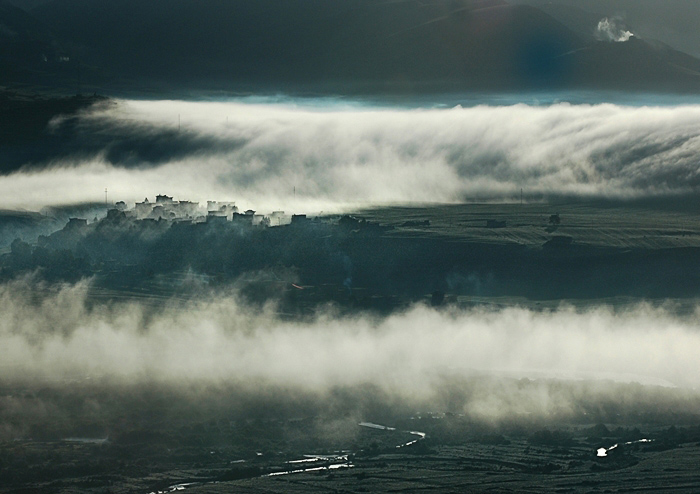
[2,187,700,493]
[4,0,700,489]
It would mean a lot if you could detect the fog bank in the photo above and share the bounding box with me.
[4,99,700,211]
[2,279,699,396]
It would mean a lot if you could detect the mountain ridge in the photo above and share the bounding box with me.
[2,0,699,95]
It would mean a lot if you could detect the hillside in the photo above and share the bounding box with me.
[0,0,694,94]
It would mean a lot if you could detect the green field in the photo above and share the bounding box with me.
[358,202,700,250]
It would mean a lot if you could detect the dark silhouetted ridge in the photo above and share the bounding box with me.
[0,0,695,94]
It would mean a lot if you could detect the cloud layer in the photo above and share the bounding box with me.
[2,278,699,401]
[5,98,700,212]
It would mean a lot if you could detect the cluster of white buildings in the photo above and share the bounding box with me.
[115,195,274,226]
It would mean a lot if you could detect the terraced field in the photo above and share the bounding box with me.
[358,202,700,250]
[127,429,700,494]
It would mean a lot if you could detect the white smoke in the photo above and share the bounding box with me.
[596,17,634,43]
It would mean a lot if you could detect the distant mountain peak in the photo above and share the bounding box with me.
[1,0,697,94]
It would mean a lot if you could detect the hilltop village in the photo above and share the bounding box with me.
[112,194,280,227]
[4,198,700,311]
[35,193,360,255]
[4,194,403,312]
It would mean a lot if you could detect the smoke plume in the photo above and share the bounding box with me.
[596,17,634,42]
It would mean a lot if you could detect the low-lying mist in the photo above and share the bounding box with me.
[2,277,699,433]
[4,98,700,211]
